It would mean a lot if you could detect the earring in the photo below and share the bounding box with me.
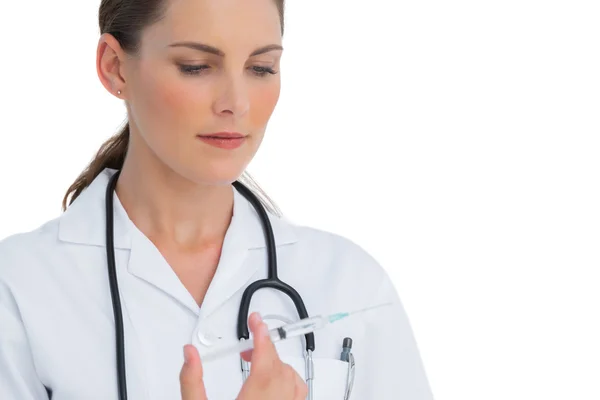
[117,90,122,95]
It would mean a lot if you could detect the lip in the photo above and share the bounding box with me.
[196,132,247,149]
[198,132,246,138]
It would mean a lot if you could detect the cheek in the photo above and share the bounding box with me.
[250,82,280,126]
[140,72,208,125]
[130,66,216,157]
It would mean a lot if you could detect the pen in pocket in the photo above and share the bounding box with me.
[340,337,355,400]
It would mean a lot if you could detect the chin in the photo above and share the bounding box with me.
[160,146,255,187]
[182,163,248,187]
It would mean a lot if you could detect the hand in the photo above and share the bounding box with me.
[237,313,308,400]
[179,312,307,400]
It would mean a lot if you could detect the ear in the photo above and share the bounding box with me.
[96,33,128,98]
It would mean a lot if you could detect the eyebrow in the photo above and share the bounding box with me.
[168,41,283,57]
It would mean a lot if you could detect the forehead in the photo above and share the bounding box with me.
[143,0,282,52]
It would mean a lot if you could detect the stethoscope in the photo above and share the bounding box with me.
[104,170,315,400]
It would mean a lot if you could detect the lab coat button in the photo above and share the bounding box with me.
[197,327,220,347]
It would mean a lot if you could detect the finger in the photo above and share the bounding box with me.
[180,344,207,400]
[247,312,279,371]
[240,313,261,363]
[294,371,308,400]
[240,348,253,362]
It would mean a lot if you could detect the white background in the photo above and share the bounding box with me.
[1,1,599,399]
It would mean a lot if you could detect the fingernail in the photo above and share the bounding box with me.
[183,346,190,364]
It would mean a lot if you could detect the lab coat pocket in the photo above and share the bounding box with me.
[280,355,350,399]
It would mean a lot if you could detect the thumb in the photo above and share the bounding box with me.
[180,344,208,400]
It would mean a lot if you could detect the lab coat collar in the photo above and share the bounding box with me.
[58,168,298,316]
[58,168,298,250]
[58,168,133,249]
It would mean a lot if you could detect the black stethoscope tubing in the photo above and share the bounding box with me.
[104,170,315,400]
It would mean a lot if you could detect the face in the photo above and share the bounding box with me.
[119,0,282,185]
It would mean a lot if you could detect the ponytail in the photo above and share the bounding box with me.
[61,123,129,211]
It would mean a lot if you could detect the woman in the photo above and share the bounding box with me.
[0,0,433,398]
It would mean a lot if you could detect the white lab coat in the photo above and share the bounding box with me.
[0,168,433,400]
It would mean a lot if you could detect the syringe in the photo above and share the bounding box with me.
[199,302,392,363]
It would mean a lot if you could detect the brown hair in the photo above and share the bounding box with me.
[62,0,285,215]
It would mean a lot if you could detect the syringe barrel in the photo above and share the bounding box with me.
[279,316,326,339]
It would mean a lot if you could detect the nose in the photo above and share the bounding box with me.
[212,73,250,118]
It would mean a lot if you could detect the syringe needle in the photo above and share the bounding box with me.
[348,302,393,316]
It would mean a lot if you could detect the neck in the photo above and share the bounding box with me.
[115,154,234,252]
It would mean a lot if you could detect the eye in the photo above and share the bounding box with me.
[251,66,278,77]
[178,64,210,75]
[177,64,278,77]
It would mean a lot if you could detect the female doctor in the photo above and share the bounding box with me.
[0,0,434,399]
